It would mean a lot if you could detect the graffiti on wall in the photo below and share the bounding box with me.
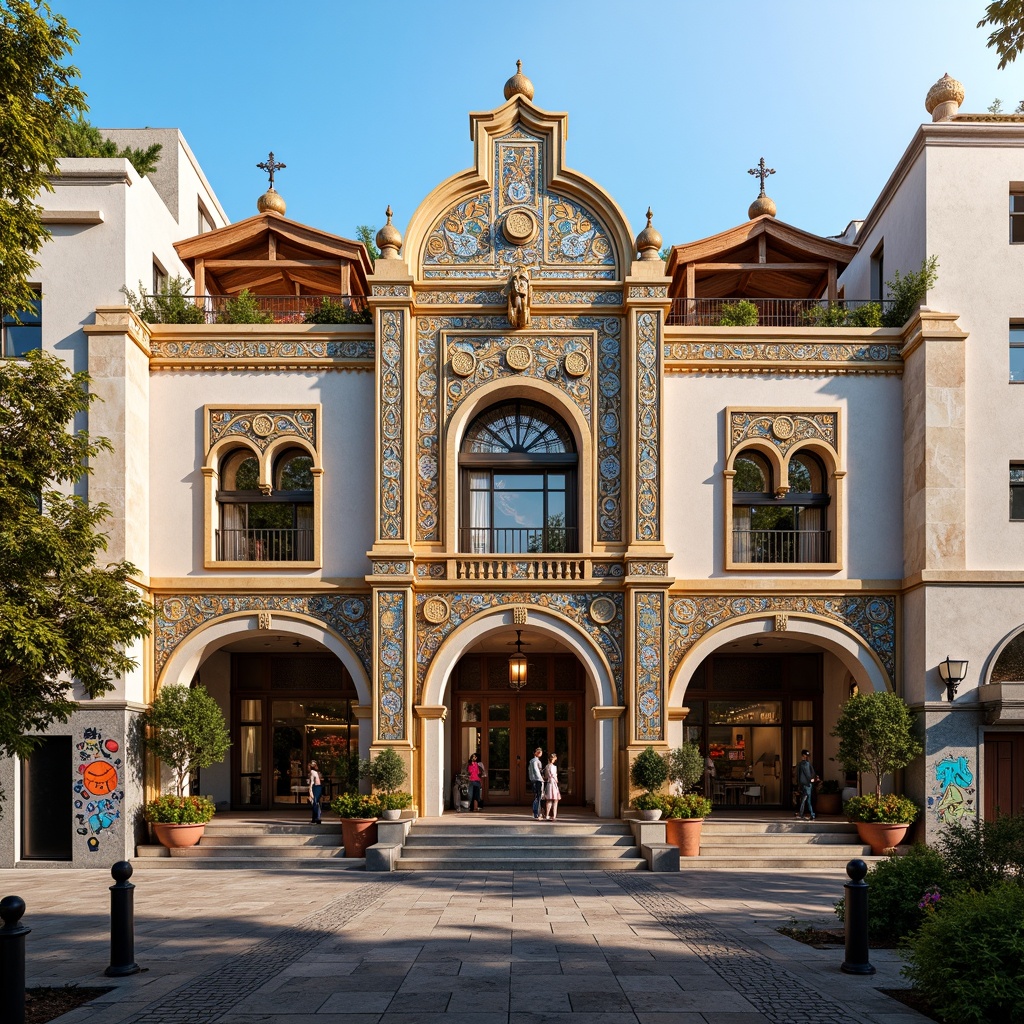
[929,754,975,823]
[74,728,123,851]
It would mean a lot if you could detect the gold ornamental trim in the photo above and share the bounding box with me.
[506,344,533,371]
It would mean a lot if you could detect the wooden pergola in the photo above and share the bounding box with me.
[174,212,372,300]
[666,215,855,303]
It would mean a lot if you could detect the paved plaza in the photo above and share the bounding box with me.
[1,866,928,1023]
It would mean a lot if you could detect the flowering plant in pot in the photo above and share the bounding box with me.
[360,748,411,820]
[831,692,923,854]
[330,792,382,858]
[816,779,843,816]
[630,747,669,819]
[662,793,712,856]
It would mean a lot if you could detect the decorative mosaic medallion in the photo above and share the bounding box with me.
[589,597,616,624]
[564,350,590,378]
[251,413,274,438]
[506,344,533,372]
[450,350,477,377]
[502,207,538,246]
[771,416,795,440]
[422,597,450,624]
[381,690,403,715]
[638,691,661,718]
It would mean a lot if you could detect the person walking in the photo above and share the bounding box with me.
[308,760,322,824]
[543,752,561,821]
[466,751,486,811]
[528,747,544,819]
[795,749,819,820]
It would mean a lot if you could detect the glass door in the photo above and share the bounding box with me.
[235,699,263,808]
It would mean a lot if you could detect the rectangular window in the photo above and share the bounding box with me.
[1011,191,1024,244]
[2,291,42,357]
[1011,325,1024,382]
[870,243,884,302]
[198,203,214,235]
[153,260,168,296]
[1011,465,1024,520]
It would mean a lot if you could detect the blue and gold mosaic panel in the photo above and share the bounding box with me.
[155,594,372,679]
[728,411,837,458]
[377,591,407,741]
[150,338,374,362]
[634,591,665,742]
[667,595,897,687]
[208,409,316,452]
[379,309,404,541]
[415,591,624,704]
[635,311,661,542]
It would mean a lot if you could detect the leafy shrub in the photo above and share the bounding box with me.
[145,684,230,797]
[666,742,704,792]
[834,844,948,940]
[663,793,712,819]
[848,302,883,327]
[58,116,162,177]
[330,792,382,818]
[122,276,205,324]
[302,298,371,324]
[630,746,668,794]
[844,793,919,823]
[360,747,408,795]
[716,300,758,327]
[633,792,666,812]
[818,779,842,795]
[145,794,216,824]
[377,791,412,811]
[216,289,273,324]
[801,304,850,327]
[881,256,939,328]
[902,882,1024,1024]
[938,812,1024,893]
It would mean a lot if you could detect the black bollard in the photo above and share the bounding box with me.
[0,895,30,1024]
[841,858,876,975]
[106,861,140,977]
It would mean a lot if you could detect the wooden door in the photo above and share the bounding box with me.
[984,732,1024,819]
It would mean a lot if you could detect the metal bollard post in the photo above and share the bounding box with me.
[0,895,30,1024]
[106,861,140,977]
[841,858,876,975]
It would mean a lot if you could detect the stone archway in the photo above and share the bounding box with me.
[420,606,618,817]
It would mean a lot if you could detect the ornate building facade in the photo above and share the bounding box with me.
[2,68,1022,866]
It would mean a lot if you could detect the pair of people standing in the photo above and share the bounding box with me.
[528,747,561,820]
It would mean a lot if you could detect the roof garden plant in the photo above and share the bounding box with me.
[216,289,273,324]
[122,276,206,324]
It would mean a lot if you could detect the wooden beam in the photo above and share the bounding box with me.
[204,259,339,269]
[341,263,351,297]
[195,258,206,299]
[693,261,829,272]
[685,263,695,300]
[827,262,837,302]
[758,234,767,264]
[738,271,752,293]
[269,233,277,260]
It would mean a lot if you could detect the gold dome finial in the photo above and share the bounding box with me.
[635,207,663,261]
[503,59,535,101]
[256,151,287,215]
[925,72,964,121]
[747,156,777,219]
[375,205,403,260]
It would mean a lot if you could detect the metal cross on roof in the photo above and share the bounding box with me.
[747,157,775,196]
[257,151,286,189]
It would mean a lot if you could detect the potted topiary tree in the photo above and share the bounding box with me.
[663,742,711,854]
[361,748,411,820]
[330,792,382,857]
[630,746,669,820]
[831,691,923,854]
[144,683,230,848]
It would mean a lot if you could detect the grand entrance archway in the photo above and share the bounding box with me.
[451,651,585,806]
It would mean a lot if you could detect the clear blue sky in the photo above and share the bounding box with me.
[66,0,1019,247]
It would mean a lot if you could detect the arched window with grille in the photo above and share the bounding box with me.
[459,400,578,554]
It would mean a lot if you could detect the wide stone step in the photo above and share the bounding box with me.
[401,844,643,861]
[166,843,348,859]
[700,821,859,835]
[696,833,867,847]
[404,834,636,849]
[410,824,631,838]
[199,834,340,848]
[396,856,646,872]
[201,824,342,837]
[132,851,365,871]
[679,853,887,871]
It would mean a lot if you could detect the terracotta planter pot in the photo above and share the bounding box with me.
[816,793,842,815]
[854,821,910,855]
[341,817,378,857]
[152,822,206,849]
[665,817,704,857]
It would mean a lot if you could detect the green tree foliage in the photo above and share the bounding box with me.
[122,275,205,324]
[0,351,151,759]
[716,300,759,327]
[216,289,273,324]
[979,0,1024,69]
[666,742,705,792]
[56,116,161,178]
[882,255,939,328]
[356,224,380,262]
[302,297,371,324]
[0,1,87,318]
[145,684,230,797]
[630,746,669,795]
[360,747,408,795]
[830,691,922,799]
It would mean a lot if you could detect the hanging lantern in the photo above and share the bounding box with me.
[508,630,528,690]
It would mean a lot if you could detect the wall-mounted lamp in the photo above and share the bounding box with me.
[508,630,529,690]
[937,656,969,702]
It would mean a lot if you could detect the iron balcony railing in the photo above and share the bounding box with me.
[668,298,894,328]
[181,294,370,325]
[732,528,831,564]
[217,528,314,562]
[459,526,578,555]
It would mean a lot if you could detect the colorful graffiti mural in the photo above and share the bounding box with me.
[73,728,123,851]
[929,754,976,823]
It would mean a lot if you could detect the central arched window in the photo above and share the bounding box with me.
[460,400,578,554]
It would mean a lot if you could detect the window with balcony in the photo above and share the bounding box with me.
[2,291,41,357]
[731,450,831,564]
[216,447,313,562]
[459,400,578,554]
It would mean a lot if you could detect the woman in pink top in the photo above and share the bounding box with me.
[466,751,486,811]
[543,752,561,820]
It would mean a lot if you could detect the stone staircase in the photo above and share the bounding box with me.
[395,819,647,871]
[682,817,879,870]
[134,819,364,870]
